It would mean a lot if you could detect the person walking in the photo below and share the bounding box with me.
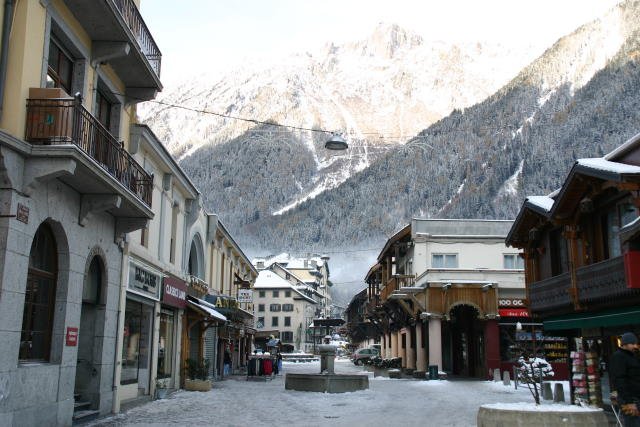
[610,332,640,426]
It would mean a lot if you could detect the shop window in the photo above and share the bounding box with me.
[158,311,174,379]
[282,304,294,312]
[258,290,265,298]
[284,317,291,327]
[503,254,524,270]
[46,38,73,94]
[20,224,58,362]
[258,304,265,312]
[270,304,281,312]
[432,253,458,268]
[285,290,291,298]
[121,299,153,386]
[272,317,279,327]
[273,290,279,298]
[281,331,293,343]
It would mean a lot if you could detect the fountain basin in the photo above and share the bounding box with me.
[285,373,369,393]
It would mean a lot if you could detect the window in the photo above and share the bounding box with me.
[157,312,174,379]
[259,291,265,298]
[121,299,153,385]
[169,204,179,263]
[258,304,265,312]
[270,304,281,312]
[95,89,113,130]
[20,224,57,361]
[503,254,524,270]
[285,290,291,297]
[272,317,279,327]
[432,253,458,268]
[273,290,279,298]
[83,256,102,304]
[550,228,569,275]
[284,316,291,327]
[281,331,293,343]
[256,317,264,328]
[282,304,294,312]
[47,39,73,93]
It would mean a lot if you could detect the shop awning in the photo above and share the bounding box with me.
[543,307,640,331]
[187,296,227,322]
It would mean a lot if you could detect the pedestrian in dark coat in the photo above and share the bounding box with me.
[610,332,640,427]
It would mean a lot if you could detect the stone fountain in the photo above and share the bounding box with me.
[284,344,369,393]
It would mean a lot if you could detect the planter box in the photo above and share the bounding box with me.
[184,379,211,392]
[477,405,608,426]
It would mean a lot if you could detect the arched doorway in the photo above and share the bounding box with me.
[445,304,485,378]
[74,255,105,408]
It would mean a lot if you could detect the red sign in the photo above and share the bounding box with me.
[162,277,187,309]
[499,308,530,318]
[66,327,78,346]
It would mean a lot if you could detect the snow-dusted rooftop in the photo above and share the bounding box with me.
[254,271,316,303]
[252,252,327,269]
[577,158,640,174]
[526,196,554,212]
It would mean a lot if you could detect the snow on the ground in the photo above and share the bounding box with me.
[88,359,575,427]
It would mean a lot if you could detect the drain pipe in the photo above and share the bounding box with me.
[0,0,15,122]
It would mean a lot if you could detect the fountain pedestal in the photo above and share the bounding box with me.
[285,344,369,393]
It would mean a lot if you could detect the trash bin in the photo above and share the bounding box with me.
[428,365,438,380]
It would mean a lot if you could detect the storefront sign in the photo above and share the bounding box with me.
[162,277,187,309]
[499,308,530,318]
[128,260,161,300]
[66,327,78,346]
[237,289,252,303]
[205,294,239,314]
[498,298,525,307]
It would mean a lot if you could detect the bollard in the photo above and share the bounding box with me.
[542,382,553,400]
[493,369,501,382]
[553,383,566,403]
[502,370,511,386]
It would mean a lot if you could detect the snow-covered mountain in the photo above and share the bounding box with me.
[139,23,541,216]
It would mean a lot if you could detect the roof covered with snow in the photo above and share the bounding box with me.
[525,196,554,213]
[254,271,316,303]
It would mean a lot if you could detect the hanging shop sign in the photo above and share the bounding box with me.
[498,308,530,318]
[162,277,187,309]
[205,294,239,314]
[238,289,253,303]
[128,260,161,300]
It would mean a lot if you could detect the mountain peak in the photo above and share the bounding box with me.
[359,22,423,58]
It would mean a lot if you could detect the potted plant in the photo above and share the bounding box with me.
[155,379,168,399]
[184,358,211,392]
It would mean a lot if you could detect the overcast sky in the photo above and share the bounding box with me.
[142,0,622,85]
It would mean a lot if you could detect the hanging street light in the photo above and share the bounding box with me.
[324,134,348,151]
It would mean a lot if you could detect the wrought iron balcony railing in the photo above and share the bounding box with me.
[112,0,162,77]
[25,97,152,206]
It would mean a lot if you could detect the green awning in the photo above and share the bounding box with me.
[543,307,640,331]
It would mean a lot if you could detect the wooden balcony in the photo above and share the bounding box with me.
[529,272,572,314]
[577,256,640,305]
[25,97,152,207]
[380,275,415,301]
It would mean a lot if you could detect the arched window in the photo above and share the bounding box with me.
[188,241,198,277]
[83,256,102,304]
[20,224,58,361]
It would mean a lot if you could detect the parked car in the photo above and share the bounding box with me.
[351,348,379,365]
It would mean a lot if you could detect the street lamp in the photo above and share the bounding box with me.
[324,134,348,150]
